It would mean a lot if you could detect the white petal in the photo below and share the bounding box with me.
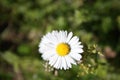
[52,31,59,44]
[69,36,79,44]
[39,43,56,55]
[42,51,55,60]
[69,53,82,61]
[66,32,73,42]
[61,57,67,70]
[70,42,83,49]
[42,32,58,45]
[49,55,58,66]
[67,55,76,65]
[71,48,84,53]
[53,56,61,69]
[59,31,66,42]
[65,56,72,68]
[62,31,67,42]
[51,31,60,44]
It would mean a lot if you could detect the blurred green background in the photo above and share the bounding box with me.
[0,0,120,80]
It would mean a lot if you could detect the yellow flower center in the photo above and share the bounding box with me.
[56,43,70,56]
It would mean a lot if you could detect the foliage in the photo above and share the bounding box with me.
[0,0,120,80]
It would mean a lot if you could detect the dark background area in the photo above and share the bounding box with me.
[0,0,120,80]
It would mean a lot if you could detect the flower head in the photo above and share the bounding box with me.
[39,30,83,70]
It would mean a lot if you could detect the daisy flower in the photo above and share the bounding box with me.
[39,30,83,70]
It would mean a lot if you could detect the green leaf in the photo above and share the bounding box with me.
[2,51,19,65]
